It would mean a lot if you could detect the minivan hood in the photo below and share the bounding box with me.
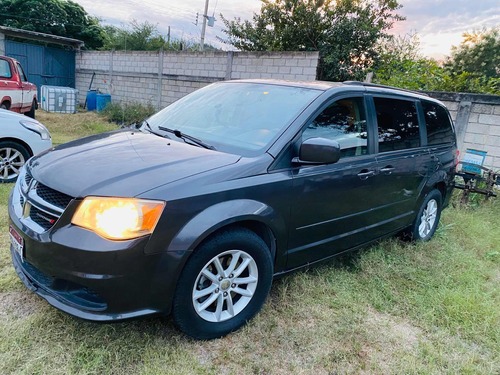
[28,130,240,198]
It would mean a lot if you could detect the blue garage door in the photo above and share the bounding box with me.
[5,40,75,97]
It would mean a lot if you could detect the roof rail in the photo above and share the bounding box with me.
[342,81,429,97]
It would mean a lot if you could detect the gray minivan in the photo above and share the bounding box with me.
[9,80,457,339]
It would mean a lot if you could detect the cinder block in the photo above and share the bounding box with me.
[278,66,291,74]
[478,114,500,126]
[471,103,494,114]
[290,67,303,75]
[466,123,489,135]
[303,67,317,76]
[468,113,479,122]
[489,125,500,136]
[464,133,487,144]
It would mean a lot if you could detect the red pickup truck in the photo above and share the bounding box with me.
[0,56,37,118]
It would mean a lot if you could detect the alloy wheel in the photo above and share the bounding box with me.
[192,250,259,323]
[0,147,26,181]
[418,198,438,238]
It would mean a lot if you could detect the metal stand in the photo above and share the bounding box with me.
[454,162,499,204]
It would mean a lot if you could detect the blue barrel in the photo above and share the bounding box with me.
[96,94,111,112]
[86,90,97,111]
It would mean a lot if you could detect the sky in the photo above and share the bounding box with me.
[74,0,500,59]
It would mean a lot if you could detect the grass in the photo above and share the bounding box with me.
[1,110,499,374]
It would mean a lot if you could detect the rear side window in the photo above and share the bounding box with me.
[302,97,368,158]
[374,97,420,152]
[0,59,12,78]
[422,101,455,145]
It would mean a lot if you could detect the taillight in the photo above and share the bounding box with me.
[455,150,460,169]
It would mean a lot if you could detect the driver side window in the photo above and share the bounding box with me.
[302,97,368,158]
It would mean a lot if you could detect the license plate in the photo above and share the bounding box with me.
[9,225,24,260]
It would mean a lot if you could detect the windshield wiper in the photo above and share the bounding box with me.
[142,120,172,139]
[158,126,216,150]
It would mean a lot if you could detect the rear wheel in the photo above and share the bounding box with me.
[0,141,31,183]
[173,228,273,339]
[408,189,443,241]
[25,100,36,119]
[0,103,8,110]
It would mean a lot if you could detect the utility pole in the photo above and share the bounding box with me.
[167,26,171,48]
[199,0,210,52]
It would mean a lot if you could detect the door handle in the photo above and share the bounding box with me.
[380,165,395,175]
[357,170,375,180]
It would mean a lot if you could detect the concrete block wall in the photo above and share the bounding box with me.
[75,50,319,108]
[427,92,500,170]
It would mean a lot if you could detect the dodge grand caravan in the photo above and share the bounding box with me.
[8,80,457,339]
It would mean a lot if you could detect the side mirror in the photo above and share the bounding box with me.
[293,137,341,165]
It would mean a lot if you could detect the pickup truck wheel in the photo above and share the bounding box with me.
[173,228,273,339]
[0,141,30,183]
[0,103,7,110]
[25,100,36,119]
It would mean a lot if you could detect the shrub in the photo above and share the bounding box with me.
[100,101,157,126]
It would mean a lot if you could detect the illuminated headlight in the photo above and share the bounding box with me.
[72,197,165,240]
[20,120,51,140]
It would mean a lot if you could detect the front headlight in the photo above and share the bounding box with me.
[72,197,165,240]
[20,120,51,140]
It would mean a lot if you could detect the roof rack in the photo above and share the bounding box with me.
[342,81,429,97]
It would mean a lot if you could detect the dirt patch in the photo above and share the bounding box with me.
[0,291,42,318]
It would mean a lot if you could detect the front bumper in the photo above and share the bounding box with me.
[8,185,191,321]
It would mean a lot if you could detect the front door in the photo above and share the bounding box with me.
[287,95,381,269]
[16,62,31,111]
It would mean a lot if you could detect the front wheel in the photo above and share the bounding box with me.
[409,189,443,241]
[173,228,273,339]
[0,141,31,183]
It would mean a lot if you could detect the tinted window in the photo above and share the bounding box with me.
[0,59,12,78]
[302,97,368,158]
[422,101,455,145]
[374,97,420,152]
[16,63,27,82]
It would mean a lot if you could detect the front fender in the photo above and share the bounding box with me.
[166,199,285,254]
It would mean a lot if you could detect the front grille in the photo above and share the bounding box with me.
[25,170,33,187]
[29,206,59,230]
[35,183,73,210]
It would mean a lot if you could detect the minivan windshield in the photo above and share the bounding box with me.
[146,82,321,155]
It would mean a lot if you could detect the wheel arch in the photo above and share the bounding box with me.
[0,137,34,157]
[1,97,12,109]
[165,199,284,262]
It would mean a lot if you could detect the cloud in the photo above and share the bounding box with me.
[74,0,499,56]
[394,0,500,58]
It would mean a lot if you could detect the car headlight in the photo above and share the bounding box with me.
[20,120,51,140]
[72,197,165,240]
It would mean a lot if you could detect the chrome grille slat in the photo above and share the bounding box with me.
[16,168,75,233]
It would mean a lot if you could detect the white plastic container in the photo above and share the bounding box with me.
[40,85,78,113]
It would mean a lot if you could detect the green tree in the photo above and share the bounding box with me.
[445,28,500,79]
[101,21,220,52]
[0,0,105,49]
[372,32,500,95]
[220,0,404,81]
[102,21,167,51]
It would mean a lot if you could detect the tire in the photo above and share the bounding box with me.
[0,141,31,183]
[173,227,273,339]
[25,100,36,119]
[408,189,443,241]
[0,103,7,110]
